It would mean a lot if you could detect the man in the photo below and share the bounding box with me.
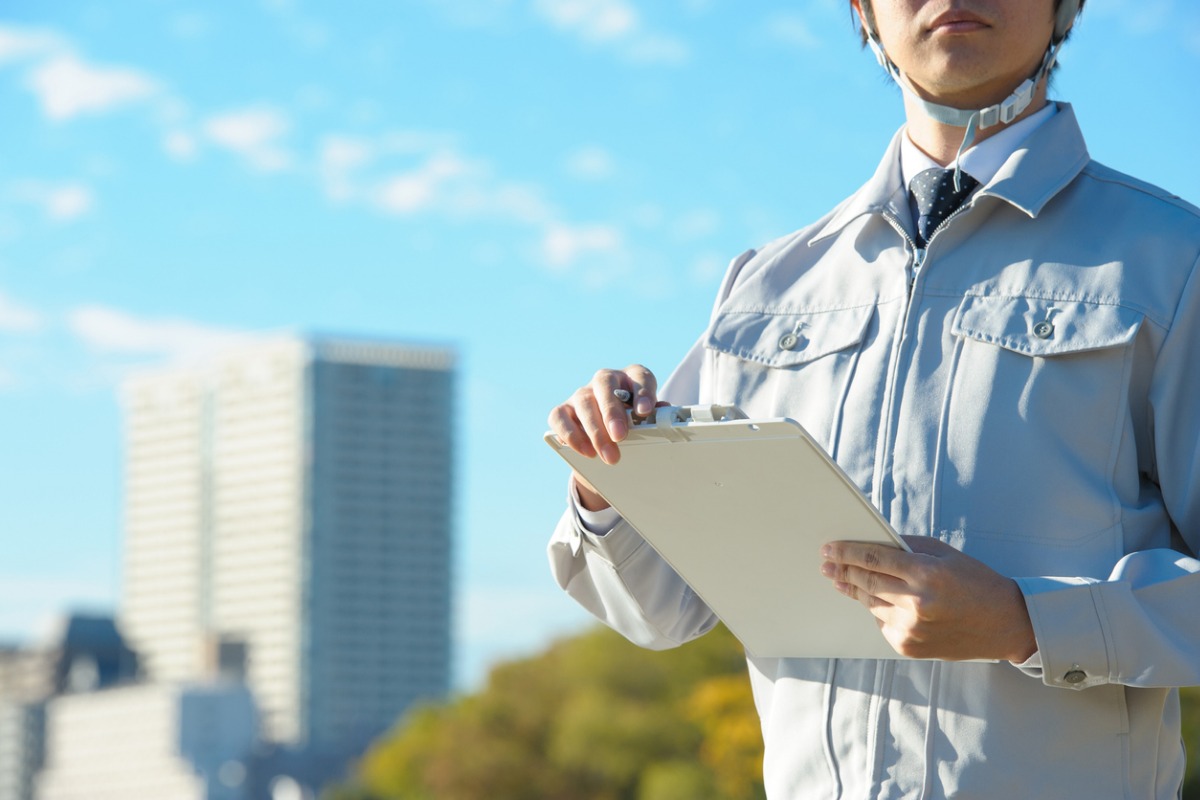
[547,1,1200,797]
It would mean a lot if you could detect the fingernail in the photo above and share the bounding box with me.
[819,562,834,577]
[607,420,625,440]
[820,545,832,559]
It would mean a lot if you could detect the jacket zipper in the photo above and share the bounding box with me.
[883,211,923,297]
[872,209,920,523]
[896,203,972,294]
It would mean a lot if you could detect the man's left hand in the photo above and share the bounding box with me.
[819,536,1038,663]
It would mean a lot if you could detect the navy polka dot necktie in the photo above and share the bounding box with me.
[909,167,979,248]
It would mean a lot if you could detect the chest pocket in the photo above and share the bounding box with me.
[951,295,1142,357]
[939,294,1144,573]
[707,305,874,367]
[704,304,874,447]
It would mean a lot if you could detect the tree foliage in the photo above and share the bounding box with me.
[329,624,764,800]
[329,626,1200,800]
[1183,687,1200,799]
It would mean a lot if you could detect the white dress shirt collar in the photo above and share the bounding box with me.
[900,102,1058,190]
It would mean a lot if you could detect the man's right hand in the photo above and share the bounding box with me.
[547,364,660,511]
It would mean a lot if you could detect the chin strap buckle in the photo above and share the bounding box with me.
[998,79,1035,125]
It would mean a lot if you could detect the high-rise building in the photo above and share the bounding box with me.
[119,335,455,760]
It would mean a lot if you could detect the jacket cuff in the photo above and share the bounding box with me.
[565,477,647,566]
[1016,576,1112,690]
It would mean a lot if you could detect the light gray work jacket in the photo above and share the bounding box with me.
[549,105,1200,799]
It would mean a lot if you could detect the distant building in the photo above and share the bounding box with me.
[0,614,138,800]
[0,700,43,800]
[34,682,256,800]
[119,335,456,771]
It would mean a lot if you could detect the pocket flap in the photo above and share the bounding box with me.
[706,305,873,367]
[952,295,1142,356]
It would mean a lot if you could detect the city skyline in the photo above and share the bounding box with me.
[1,1,1199,690]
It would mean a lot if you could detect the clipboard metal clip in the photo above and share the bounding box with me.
[628,404,749,441]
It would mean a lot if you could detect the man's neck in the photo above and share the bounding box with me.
[902,83,1051,166]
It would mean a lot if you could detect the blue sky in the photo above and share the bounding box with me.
[1,0,1198,690]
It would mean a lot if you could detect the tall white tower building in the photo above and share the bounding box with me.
[119,335,455,758]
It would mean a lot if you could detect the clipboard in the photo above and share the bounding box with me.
[545,404,911,660]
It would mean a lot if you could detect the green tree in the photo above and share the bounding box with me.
[329,624,763,800]
[1182,687,1200,798]
[331,631,1200,799]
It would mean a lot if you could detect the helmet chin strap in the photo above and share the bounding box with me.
[866,35,1064,191]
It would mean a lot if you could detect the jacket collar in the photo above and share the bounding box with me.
[811,102,1091,245]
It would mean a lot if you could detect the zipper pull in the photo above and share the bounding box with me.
[908,246,926,295]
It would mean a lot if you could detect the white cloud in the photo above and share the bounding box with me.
[374,150,481,215]
[203,106,293,171]
[0,291,44,332]
[541,221,624,270]
[532,0,689,63]
[317,133,625,272]
[0,24,63,63]
[8,180,95,223]
[44,184,93,221]
[318,135,376,202]
[689,252,726,285]
[489,182,556,225]
[534,0,638,41]
[766,12,821,49]
[624,33,689,64]
[565,144,616,180]
[163,130,198,161]
[68,305,247,359]
[168,12,214,40]
[671,208,720,241]
[24,54,159,121]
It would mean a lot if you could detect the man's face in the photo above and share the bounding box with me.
[855,0,1057,109]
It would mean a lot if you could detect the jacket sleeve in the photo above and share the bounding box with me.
[545,249,757,650]
[1016,253,1200,691]
[545,335,719,650]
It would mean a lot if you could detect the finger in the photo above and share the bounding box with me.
[591,369,634,445]
[827,562,910,605]
[573,384,623,464]
[821,541,916,580]
[621,364,659,418]
[829,570,899,621]
[547,403,598,459]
